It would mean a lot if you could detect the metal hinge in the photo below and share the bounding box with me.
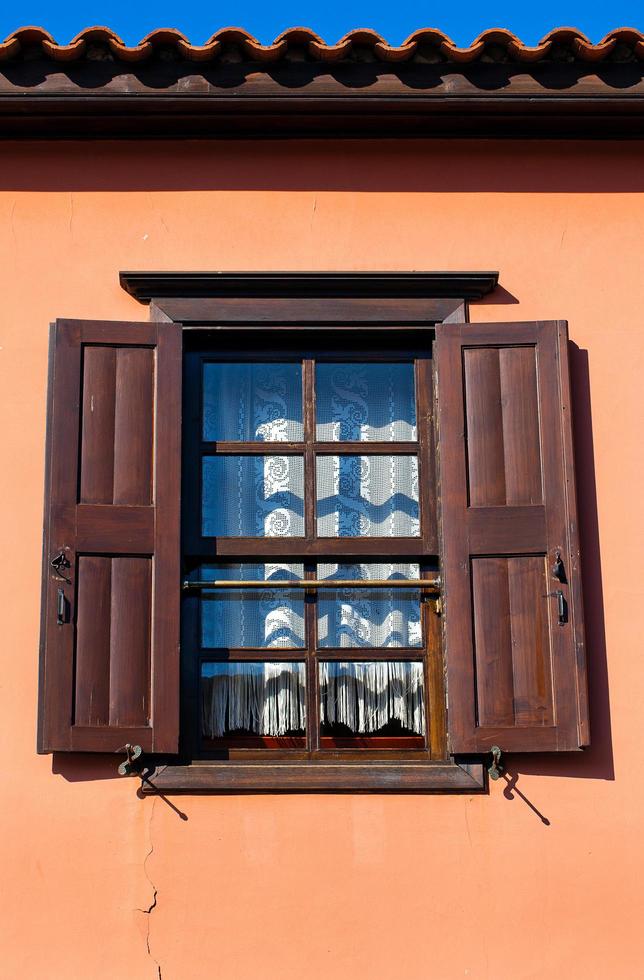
[487,745,504,781]
[118,743,143,777]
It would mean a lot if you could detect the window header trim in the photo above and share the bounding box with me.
[120,270,499,304]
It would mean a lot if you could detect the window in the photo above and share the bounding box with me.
[180,347,444,764]
[37,274,589,792]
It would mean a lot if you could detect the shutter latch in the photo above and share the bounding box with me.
[50,551,70,579]
[118,743,143,777]
[551,552,566,582]
[487,745,504,781]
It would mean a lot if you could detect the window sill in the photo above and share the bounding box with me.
[140,760,486,793]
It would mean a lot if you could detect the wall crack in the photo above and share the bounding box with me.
[136,796,163,980]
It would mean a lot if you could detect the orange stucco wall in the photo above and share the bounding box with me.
[1,139,642,980]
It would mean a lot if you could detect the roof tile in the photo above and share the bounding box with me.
[0,25,643,64]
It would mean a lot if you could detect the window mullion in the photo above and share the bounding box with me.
[303,358,316,542]
[304,563,320,754]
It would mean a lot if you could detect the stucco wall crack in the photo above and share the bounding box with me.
[137,796,162,980]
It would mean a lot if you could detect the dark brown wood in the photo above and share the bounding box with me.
[38,319,182,753]
[1,53,643,139]
[121,273,499,304]
[426,596,447,760]
[141,761,486,792]
[150,297,474,326]
[435,320,589,753]
[416,358,437,554]
[74,556,111,727]
[208,536,425,558]
[205,441,417,454]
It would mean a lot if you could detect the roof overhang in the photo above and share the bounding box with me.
[2,27,644,139]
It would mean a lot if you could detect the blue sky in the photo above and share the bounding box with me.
[1,1,643,46]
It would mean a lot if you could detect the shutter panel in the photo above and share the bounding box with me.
[38,320,182,753]
[435,320,589,753]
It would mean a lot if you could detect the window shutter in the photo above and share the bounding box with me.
[38,320,182,753]
[435,320,589,753]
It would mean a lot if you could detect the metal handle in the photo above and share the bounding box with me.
[545,589,567,626]
[56,588,67,625]
[183,577,441,592]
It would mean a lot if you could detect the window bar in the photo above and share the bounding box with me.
[182,577,441,591]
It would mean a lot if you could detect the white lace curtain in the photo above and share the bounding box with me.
[201,663,307,737]
[201,660,425,738]
[320,661,425,735]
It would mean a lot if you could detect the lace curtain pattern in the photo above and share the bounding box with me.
[316,363,417,441]
[203,362,303,441]
[201,662,307,737]
[318,563,422,647]
[199,564,305,648]
[319,661,426,735]
[316,455,420,537]
[202,455,305,537]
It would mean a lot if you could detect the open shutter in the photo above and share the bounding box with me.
[435,320,589,753]
[38,320,181,753]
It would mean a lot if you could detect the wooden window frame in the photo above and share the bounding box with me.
[125,276,495,793]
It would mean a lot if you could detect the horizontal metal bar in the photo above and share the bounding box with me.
[183,578,441,591]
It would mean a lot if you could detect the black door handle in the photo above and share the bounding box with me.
[56,588,68,625]
[545,589,567,626]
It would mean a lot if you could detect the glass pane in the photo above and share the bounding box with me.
[203,362,303,441]
[316,363,417,441]
[319,662,425,736]
[201,662,307,737]
[316,455,420,537]
[317,563,422,648]
[202,455,304,536]
[197,564,305,649]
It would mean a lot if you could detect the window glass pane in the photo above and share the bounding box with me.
[197,564,305,649]
[203,362,303,441]
[201,662,307,737]
[202,455,304,536]
[317,563,422,648]
[319,661,425,736]
[316,455,420,537]
[316,363,417,441]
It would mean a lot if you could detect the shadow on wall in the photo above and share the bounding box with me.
[51,328,613,790]
[1,141,644,195]
[504,344,614,784]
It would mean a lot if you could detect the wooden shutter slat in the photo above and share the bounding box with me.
[38,319,182,753]
[436,320,589,753]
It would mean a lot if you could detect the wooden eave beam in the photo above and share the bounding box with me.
[0,60,643,137]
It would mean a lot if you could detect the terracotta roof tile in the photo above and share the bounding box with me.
[0,25,643,64]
